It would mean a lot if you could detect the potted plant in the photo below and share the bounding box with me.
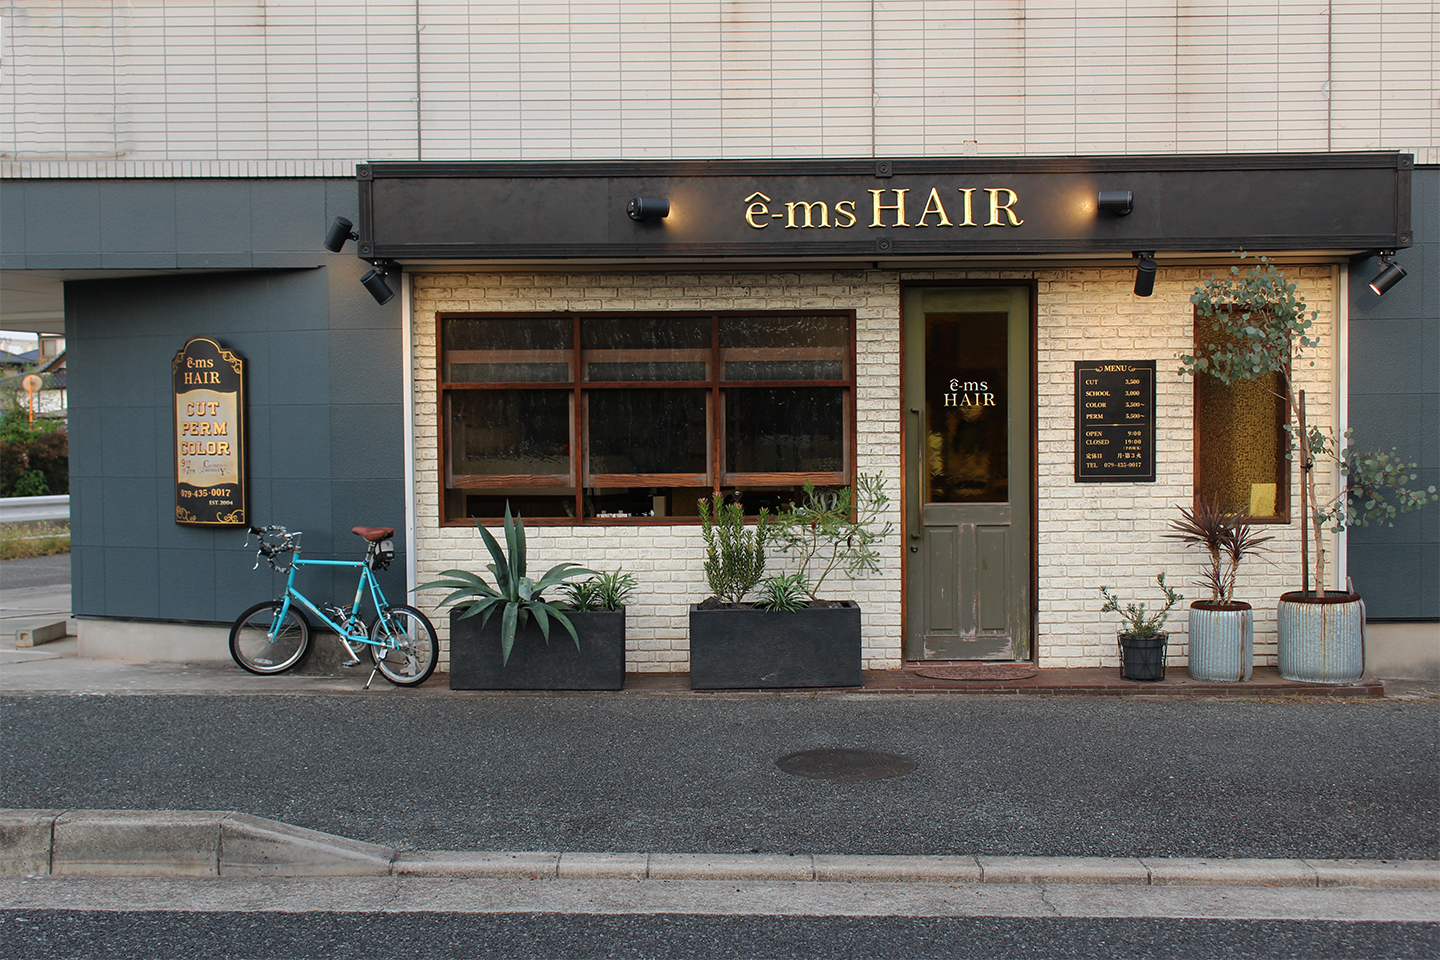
[687,477,891,689]
[1100,574,1182,681]
[1184,254,1437,682]
[423,504,628,691]
[1165,494,1273,681]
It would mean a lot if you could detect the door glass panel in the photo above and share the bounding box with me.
[925,312,1008,503]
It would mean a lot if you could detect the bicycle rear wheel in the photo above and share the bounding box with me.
[369,604,438,686]
[230,601,312,674]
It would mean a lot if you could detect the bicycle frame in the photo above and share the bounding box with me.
[271,553,396,655]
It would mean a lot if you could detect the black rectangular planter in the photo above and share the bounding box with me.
[688,601,862,689]
[448,608,626,690]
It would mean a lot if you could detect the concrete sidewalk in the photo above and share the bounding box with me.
[4,808,1438,889]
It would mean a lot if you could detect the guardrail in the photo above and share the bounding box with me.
[0,494,70,524]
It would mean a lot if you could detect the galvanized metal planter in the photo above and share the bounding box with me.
[1277,591,1364,683]
[448,608,626,690]
[1117,632,1167,682]
[689,601,862,689]
[1187,601,1253,682]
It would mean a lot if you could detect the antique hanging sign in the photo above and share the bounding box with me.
[172,337,247,525]
[1074,360,1156,483]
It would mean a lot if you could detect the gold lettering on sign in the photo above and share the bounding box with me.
[744,187,1021,230]
[955,188,978,227]
[914,188,952,227]
[869,189,910,227]
[786,200,829,228]
[745,192,773,229]
[985,188,1024,226]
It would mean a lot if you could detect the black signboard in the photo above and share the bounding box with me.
[173,338,247,525]
[357,153,1411,262]
[1075,361,1155,483]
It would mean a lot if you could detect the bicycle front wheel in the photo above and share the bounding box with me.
[230,601,312,675]
[369,604,438,686]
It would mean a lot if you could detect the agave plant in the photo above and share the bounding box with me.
[421,504,594,665]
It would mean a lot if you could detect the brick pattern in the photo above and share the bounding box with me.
[3,3,1435,174]
[410,266,1337,672]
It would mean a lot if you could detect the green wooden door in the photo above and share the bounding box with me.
[903,286,1032,661]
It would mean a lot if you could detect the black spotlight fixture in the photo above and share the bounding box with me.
[1133,251,1157,297]
[1367,252,1407,296]
[324,216,358,253]
[360,261,397,305]
[627,197,670,221]
[1097,190,1133,216]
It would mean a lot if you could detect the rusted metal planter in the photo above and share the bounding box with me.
[688,601,862,689]
[1277,591,1364,683]
[448,608,626,690]
[1187,601,1253,682]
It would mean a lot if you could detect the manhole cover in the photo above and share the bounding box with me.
[775,748,918,781]
[913,664,1039,681]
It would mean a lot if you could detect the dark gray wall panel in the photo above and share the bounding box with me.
[3,179,326,269]
[1348,166,1439,619]
[63,182,406,625]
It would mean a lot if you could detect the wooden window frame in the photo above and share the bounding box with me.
[437,310,858,526]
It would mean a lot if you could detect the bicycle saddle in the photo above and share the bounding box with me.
[352,526,395,541]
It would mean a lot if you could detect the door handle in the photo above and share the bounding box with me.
[909,406,924,541]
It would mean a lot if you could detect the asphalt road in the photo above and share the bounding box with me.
[0,553,69,590]
[2,912,1436,960]
[2,694,1435,859]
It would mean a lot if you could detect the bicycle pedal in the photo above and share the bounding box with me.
[340,658,361,668]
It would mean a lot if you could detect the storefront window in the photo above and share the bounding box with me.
[439,312,854,523]
[1193,313,1289,521]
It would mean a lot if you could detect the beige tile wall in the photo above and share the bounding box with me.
[3,2,1434,175]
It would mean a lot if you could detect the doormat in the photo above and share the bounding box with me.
[912,663,1039,681]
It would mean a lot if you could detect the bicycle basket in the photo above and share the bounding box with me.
[371,539,395,571]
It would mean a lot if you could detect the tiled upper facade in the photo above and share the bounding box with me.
[3,1,1436,177]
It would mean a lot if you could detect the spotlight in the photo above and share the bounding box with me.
[324,216,358,253]
[1367,253,1407,296]
[1097,190,1133,216]
[627,197,670,221]
[360,261,396,305]
[1133,251,1157,297]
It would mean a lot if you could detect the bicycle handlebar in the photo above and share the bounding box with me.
[245,524,301,570]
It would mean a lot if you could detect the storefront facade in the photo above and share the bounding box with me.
[359,154,1411,672]
[3,3,1434,677]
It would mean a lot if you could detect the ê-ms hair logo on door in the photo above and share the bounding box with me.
[172,337,247,526]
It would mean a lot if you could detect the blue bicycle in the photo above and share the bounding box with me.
[230,524,438,687]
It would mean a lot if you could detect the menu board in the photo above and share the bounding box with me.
[1075,360,1155,483]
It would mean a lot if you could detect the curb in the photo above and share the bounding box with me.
[3,809,1438,888]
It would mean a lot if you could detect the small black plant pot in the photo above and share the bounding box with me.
[1118,631,1167,682]
[688,601,862,690]
[448,608,626,690]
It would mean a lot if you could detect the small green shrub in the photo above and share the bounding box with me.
[697,496,769,605]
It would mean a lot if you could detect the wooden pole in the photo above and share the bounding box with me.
[1298,389,1309,597]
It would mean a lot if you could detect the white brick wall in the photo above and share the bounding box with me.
[3,2,1435,176]
[410,264,1338,672]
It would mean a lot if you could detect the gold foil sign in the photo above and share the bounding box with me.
[173,337,247,525]
[743,188,1024,230]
